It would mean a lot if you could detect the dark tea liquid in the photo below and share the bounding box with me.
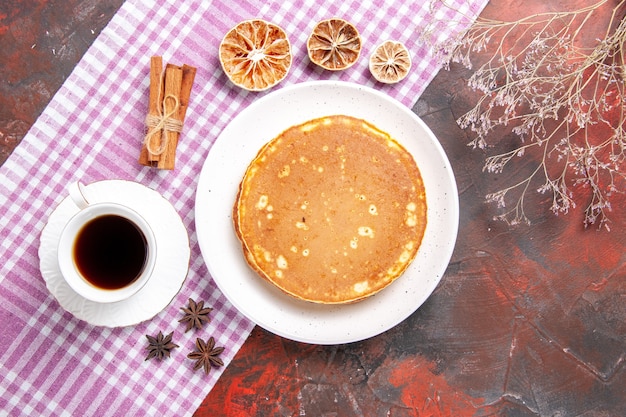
[73,214,148,290]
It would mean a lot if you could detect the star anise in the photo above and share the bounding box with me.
[145,331,179,361]
[178,298,213,332]
[187,336,225,375]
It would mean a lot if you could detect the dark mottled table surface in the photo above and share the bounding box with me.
[2,1,624,416]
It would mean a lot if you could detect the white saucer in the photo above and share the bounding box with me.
[39,180,190,327]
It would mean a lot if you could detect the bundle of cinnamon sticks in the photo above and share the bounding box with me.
[138,56,196,170]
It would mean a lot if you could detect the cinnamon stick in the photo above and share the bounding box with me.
[138,57,196,170]
[157,63,196,170]
[138,56,164,166]
[153,64,183,170]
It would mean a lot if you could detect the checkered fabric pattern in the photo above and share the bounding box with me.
[0,0,487,415]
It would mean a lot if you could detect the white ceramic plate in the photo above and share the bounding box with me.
[40,180,190,327]
[195,81,458,344]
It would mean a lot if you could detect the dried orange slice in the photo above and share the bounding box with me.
[307,18,362,71]
[369,40,412,84]
[219,19,292,91]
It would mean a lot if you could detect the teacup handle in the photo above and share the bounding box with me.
[69,181,90,210]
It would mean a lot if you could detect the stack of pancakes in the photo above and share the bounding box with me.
[233,115,427,304]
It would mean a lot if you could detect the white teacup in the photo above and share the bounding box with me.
[57,182,157,303]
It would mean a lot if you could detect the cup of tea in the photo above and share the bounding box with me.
[57,181,157,303]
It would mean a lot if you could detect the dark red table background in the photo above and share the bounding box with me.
[2,1,624,416]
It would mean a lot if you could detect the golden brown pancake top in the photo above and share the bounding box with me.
[234,115,427,303]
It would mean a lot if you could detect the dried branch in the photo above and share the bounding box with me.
[424,0,626,230]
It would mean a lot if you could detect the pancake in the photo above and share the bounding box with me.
[233,115,427,304]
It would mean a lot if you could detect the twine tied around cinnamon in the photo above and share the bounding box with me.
[143,93,183,157]
[138,56,196,170]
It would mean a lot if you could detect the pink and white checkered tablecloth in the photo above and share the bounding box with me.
[0,0,487,415]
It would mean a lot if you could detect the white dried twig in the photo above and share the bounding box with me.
[424,0,626,230]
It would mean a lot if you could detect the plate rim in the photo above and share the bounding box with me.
[195,80,459,344]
